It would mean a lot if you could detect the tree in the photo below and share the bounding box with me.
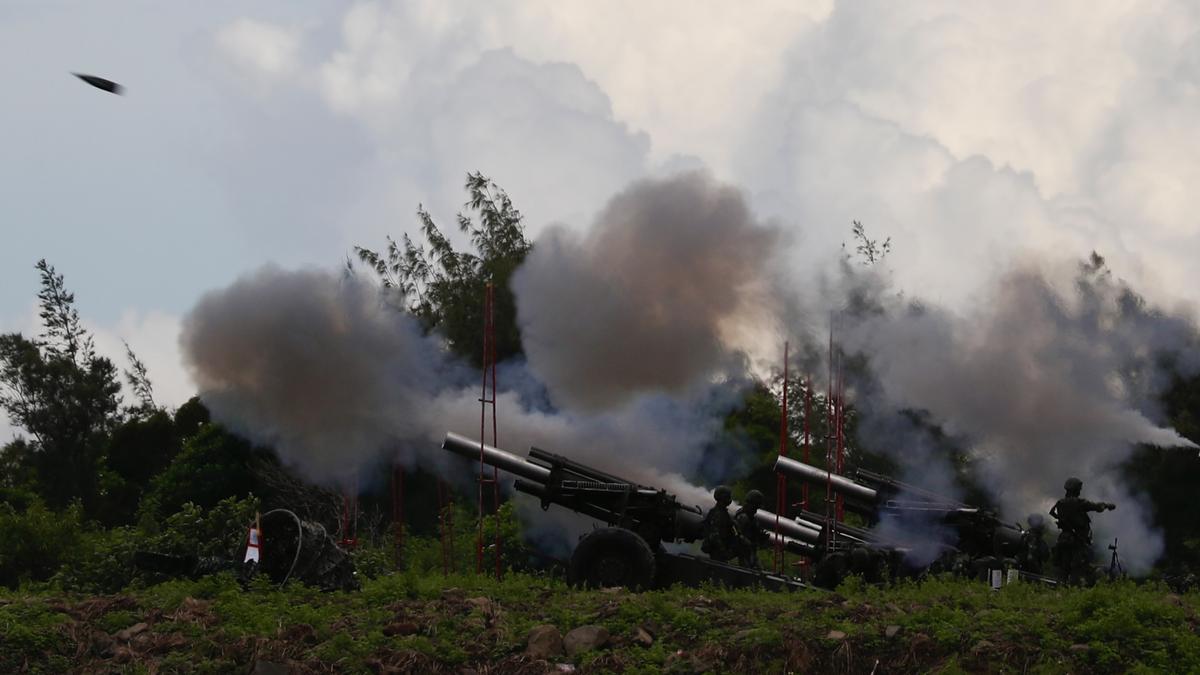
[0,261,122,512]
[121,340,156,417]
[843,220,891,266]
[354,172,532,366]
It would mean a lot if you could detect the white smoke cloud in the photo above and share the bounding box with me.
[837,260,1198,572]
[739,1,1200,309]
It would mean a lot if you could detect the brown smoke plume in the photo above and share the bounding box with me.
[180,266,460,487]
[512,171,781,411]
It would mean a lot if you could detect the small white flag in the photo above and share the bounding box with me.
[244,526,262,563]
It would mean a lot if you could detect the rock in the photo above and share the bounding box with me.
[564,625,610,656]
[733,629,758,642]
[251,662,290,675]
[383,622,420,637]
[826,630,847,641]
[526,624,565,659]
[114,622,149,641]
[1069,643,1091,653]
[600,587,623,594]
[554,665,576,673]
[885,625,901,639]
[971,640,994,655]
[466,597,495,613]
[633,626,654,646]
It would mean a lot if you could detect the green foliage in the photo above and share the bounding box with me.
[121,340,156,415]
[98,410,184,525]
[0,498,87,588]
[5,572,1200,673]
[0,260,123,514]
[141,424,262,519]
[50,496,260,594]
[354,172,531,366]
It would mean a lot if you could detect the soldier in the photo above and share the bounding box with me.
[1049,477,1116,584]
[1017,513,1050,575]
[733,490,768,568]
[701,485,739,562]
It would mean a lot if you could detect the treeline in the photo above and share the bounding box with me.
[4,174,1200,592]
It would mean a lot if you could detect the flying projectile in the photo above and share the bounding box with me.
[72,73,123,95]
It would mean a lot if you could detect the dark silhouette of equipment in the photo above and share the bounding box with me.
[774,454,1058,587]
[73,73,123,95]
[442,432,815,592]
[133,509,357,591]
[1108,538,1125,580]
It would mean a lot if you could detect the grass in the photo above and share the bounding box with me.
[2,569,1199,673]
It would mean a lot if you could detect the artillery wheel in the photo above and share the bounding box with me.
[568,527,657,591]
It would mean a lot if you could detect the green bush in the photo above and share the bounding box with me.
[0,499,87,588]
[50,495,260,593]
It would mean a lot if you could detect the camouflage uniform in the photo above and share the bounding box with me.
[733,490,767,568]
[702,486,739,563]
[1050,478,1115,584]
[1017,514,1051,575]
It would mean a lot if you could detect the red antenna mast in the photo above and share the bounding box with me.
[438,480,455,576]
[339,480,359,548]
[477,282,502,580]
[773,341,789,575]
[391,465,405,569]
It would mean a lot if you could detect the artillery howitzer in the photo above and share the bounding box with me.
[442,432,817,591]
[774,456,1057,586]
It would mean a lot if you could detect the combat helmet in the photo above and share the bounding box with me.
[714,485,733,505]
[1064,477,1083,495]
[744,489,765,509]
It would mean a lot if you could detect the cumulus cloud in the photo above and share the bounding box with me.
[88,310,194,409]
[739,1,1200,307]
[215,18,304,79]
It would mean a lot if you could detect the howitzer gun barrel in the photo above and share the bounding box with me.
[443,432,551,484]
[774,455,879,504]
[767,531,820,558]
[755,510,823,544]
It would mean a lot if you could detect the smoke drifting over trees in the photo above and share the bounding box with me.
[513,171,781,410]
[838,257,1199,572]
[179,171,1200,572]
[181,266,463,488]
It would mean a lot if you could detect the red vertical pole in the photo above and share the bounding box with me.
[835,352,845,523]
[490,284,501,581]
[773,341,788,575]
[438,480,454,576]
[340,481,359,548]
[477,282,502,581]
[802,381,811,513]
[391,465,405,569]
[825,321,834,550]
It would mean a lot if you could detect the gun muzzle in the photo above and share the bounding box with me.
[774,455,879,504]
[442,432,551,484]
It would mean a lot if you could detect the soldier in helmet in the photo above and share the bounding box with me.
[1049,477,1116,584]
[701,485,739,562]
[733,490,768,568]
[1017,513,1051,575]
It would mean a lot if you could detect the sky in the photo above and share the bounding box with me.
[2,1,1200,443]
